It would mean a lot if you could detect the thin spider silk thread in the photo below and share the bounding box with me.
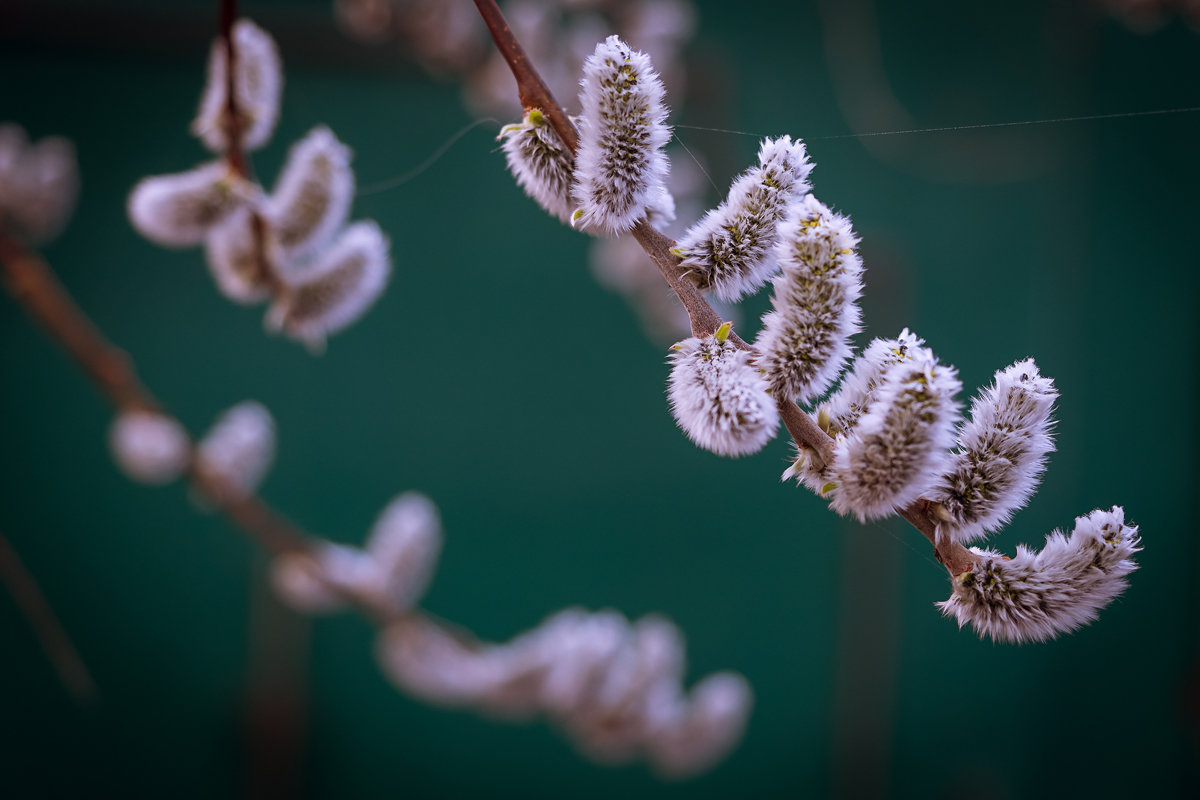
[355,106,1199,197]
[673,104,1200,142]
[357,117,501,196]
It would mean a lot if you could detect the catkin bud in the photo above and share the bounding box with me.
[927,358,1059,543]
[667,323,779,457]
[499,109,579,226]
[363,492,442,612]
[782,330,926,494]
[128,161,247,248]
[647,672,753,780]
[939,506,1140,642]
[203,208,274,304]
[272,492,442,616]
[266,126,355,261]
[828,345,961,521]
[192,19,283,153]
[572,36,672,234]
[0,126,79,244]
[270,545,370,613]
[675,136,813,301]
[755,194,863,404]
[195,400,275,496]
[265,220,391,351]
[108,410,191,485]
[818,329,925,438]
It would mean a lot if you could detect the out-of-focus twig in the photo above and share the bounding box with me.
[0,529,97,704]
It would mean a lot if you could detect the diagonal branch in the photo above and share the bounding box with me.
[0,529,97,703]
[471,0,976,576]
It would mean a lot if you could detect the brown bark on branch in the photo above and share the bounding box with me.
[0,530,97,703]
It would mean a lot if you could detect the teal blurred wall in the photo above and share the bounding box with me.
[1,1,1197,797]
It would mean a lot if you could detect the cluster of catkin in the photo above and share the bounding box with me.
[272,494,752,778]
[127,20,391,353]
[499,35,1140,645]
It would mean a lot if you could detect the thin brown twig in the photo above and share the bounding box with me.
[219,0,283,295]
[0,529,97,704]
[471,0,977,576]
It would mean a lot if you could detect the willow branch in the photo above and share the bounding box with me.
[471,0,977,577]
[0,529,97,703]
[218,0,281,294]
[219,0,249,178]
[0,222,483,640]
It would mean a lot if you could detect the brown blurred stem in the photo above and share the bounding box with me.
[471,0,976,576]
[0,530,97,704]
[218,0,281,294]
[220,0,248,178]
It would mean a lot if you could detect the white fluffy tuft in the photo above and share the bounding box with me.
[828,343,961,521]
[272,492,442,615]
[192,19,283,153]
[755,193,863,404]
[375,607,751,778]
[266,126,355,261]
[675,136,812,301]
[939,506,1140,642]
[0,124,79,244]
[128,161,247,248]
[783,329,926,494]
[203,208,274,304]
[927,358,1058,543]
[571,36,672,234]
[108,411,191,486]
[265,220,391,351]
[499,109,579,227]
[667,330,779,457]
[195,400,275,496]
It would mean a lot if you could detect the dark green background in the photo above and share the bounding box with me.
[2,1,1197,797]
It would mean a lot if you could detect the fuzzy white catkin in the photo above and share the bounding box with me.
[272,492,443,615]
[128,161,247,248]
[108,411,191,485]
[939,506,1140,642]
[783,329,927,494]
[755,194,863,404]
[821,329,926,438]
[667,327,779,457]
[192,19,283,153]
[270,544,373,613]
[927,358,1059,543]
[828,345,961,521]
[646,672,753,779]
[363,492,443,611]
[675,136,812,302]
[195,400,275,496]
[204,208,274,304]
[374,607,751,777]
[265,220,391,351]
[0,125,79,244]
[266,126,355,260]
[499,109,578,226]
[572,35,672,234]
